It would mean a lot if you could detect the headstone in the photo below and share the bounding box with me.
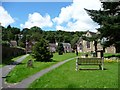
[97,52,101,58]
[97,50,104,58]
[27,60,33,68]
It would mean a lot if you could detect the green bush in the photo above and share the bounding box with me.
[57,43,64,55]
[2,41,10,47]
[18,41,25,48]
[104,53,120,58]
[32,39,53,62]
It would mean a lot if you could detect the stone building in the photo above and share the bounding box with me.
[10,40,17,47]
[76,31,116,53]
[26,41,72,53]
[49,43,57,53]
[62,43,72,53]
[49,43,72,53]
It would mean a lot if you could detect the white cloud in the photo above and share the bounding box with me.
[0,6,15,27]
[20,12,53,29]
[53,0,102,32]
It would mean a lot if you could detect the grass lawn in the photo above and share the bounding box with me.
[6,53,77,83]
[29,59,118,88]
[0,65,3,68]
[0,55,25,68]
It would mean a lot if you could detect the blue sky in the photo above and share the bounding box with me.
[1,0,102,32]
[2,2,72,30]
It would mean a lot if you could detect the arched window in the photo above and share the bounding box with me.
[86,41,90,48]
[79,43,82,50]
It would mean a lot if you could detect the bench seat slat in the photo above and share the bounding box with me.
[78,64,102,65]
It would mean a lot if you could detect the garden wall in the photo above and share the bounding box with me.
[2,45,25,60]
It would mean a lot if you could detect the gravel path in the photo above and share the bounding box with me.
[0,54,29,89]
[2,57,76,89]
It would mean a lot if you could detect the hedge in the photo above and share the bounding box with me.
[104,53,120,58]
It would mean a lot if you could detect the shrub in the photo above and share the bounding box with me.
[104,53,120,58]
[32,38,53,62]
[57,42,64,55]
[2,41,10,47]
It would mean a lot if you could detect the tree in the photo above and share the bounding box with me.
[85,2,120,53]
[45,32,56,43]
[30,26,43,34]
[57,42,64,55]
[32,38,53,62]
[71,34,79,50]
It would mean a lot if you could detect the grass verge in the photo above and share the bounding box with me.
[6,53,77,83]
[29,59,118,88]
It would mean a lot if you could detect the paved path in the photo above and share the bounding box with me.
[2,57,77,89]
[0,54,29,89]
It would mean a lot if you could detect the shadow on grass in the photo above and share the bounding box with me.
[2,55,24,66]
[51,59,59,62]
[2,76,10,78]
[34,59,58,62]
[8,61,26,65]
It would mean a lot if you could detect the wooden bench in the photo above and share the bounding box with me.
[76,57,104,71]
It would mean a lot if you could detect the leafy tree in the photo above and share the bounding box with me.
[30,26,43,34]
[45,32,56,43]
[2,26,8,41]
[85,2,120,53]
[18,40,25,48]
[32,38,53,62]
[57,42,64,55]
[15,35,19,45]
[71,34,79,50]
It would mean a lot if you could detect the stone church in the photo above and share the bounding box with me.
[76,31,116,53]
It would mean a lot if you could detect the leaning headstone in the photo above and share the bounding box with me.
[27,60,33,68]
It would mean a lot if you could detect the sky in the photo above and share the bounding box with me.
[0,0,102,32]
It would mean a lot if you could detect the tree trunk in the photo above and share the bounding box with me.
[94,41,98,57]
[115,44,120,53]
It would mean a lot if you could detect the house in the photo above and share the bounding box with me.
[49,43,72,53]
[49,43,57,53]
[10,40,17,47]
[62,43,72,53]
[26,41,35,53]
[76,31,116,53]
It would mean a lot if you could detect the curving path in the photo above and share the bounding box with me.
[2,57,77,89]
[0,54,29,89]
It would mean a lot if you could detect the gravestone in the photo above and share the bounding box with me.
[27,60,33,68]
[97,50,104,58]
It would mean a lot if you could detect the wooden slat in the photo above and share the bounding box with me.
[77,58,102,65]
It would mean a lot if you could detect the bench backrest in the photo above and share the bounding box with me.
[77,58,103,65]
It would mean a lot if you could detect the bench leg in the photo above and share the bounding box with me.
[76,60,78,71]
[99,65,104,70]
[99,65,102,70]
[102,64,104,70]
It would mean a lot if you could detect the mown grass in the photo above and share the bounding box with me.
[0,55,25,68]
[6,53,77,83]
[29,59,118,88]
[0,65,3,68]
